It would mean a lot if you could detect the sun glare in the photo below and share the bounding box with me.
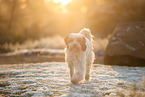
[53,0,72,6]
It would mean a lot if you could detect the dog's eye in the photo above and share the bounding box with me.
[77,38,82,42]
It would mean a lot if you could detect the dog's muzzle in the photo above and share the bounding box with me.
[68,44,80,51]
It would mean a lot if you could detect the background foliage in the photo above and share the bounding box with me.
[0,0,145,52]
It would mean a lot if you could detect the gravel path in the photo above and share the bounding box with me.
[0,62,145,96]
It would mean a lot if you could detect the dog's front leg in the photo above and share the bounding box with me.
[85,64,91,81]
[71,63,86,84]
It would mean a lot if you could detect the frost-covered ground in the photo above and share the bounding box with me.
[0,62,145,97]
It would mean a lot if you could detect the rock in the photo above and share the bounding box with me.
[104,22,145,66]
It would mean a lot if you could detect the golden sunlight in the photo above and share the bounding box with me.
[53,0,72,6]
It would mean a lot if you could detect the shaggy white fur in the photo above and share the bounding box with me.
[64,28,94,84]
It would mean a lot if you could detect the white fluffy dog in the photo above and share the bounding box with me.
[64,28,94,84]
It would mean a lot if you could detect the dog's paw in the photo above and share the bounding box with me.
[71,80,78,84]
[71,79,79,85]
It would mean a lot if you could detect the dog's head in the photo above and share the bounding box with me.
[64,33,86,51]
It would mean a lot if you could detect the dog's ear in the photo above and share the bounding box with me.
[81,37,86,51]
[64,35,70,48]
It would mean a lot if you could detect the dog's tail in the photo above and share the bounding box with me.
[79,28,93,42]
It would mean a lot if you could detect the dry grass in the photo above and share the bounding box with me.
[2,36,65,51]
[93,37,108,52]
[0,36,108,64]
[2,36,109,52]
[117,77,145,97]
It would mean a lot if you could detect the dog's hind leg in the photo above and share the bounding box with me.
[85,52,94,81]
[68,64,74,80]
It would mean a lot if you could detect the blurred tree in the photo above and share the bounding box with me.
[0,0,145,52]
[87,0,145,38]
[0,0,56,45]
